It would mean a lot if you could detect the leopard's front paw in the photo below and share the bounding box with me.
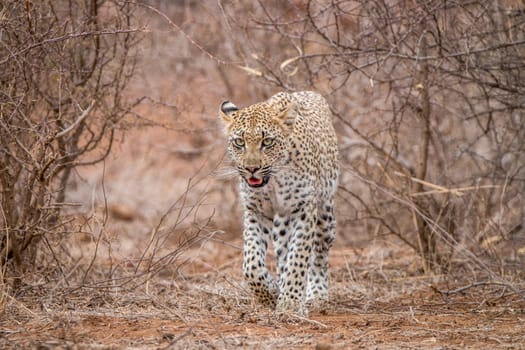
[255,294,277,308]
[247,276,279,308]
[305,296,329,314]
[276,295,307,316]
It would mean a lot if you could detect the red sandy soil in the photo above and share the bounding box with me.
[2,242,524,349]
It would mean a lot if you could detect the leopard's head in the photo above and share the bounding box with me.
[218,98,296,188]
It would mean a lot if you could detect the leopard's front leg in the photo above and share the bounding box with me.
[242,210,279,307]
[276,205,316,316]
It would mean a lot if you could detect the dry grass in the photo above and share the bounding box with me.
[2,239,524,349]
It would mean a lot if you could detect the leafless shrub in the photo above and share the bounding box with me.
[63,172,214,294]
[0,0,140,285]
[215,0,525,274]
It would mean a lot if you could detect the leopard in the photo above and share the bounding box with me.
[218,91,339,316]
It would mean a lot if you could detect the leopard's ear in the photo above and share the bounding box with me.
[219,101,238,123]
[274,102,297,133]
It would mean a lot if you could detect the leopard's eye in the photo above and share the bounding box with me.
[232,138,245,148]
[261,137,275,148]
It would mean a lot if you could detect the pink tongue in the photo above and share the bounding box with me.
[248,177,263,186]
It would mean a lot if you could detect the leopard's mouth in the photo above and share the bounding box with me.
[245,175,270,188]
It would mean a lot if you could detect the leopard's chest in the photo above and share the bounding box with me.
[242,171,314,220]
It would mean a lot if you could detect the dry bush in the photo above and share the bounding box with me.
[211,0,525,278]
[0,0,141,291]
[0,1,229,311]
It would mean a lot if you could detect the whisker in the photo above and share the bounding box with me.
[214,167,240,179]
[261,168,273,176]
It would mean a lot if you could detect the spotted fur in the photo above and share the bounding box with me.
[219,91,339,315]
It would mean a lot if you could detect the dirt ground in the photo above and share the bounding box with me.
[2,240,524,349]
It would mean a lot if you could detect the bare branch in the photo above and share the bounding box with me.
[55,100,95,139]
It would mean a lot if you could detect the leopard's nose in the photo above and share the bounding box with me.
[246,167,259,174]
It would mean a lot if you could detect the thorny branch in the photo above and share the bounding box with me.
[0,0,139,275]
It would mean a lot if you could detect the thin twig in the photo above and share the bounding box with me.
[394,171,500,197]
[435,281,517,297]
[55,100,95,138]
